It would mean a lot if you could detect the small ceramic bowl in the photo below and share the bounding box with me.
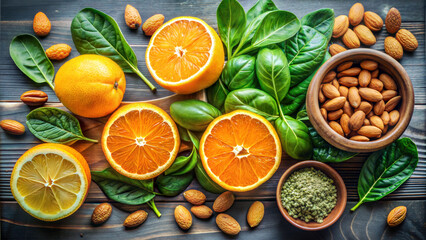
[306,49,414,152]
[276,160,347,231]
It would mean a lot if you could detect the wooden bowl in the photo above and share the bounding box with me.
[306,49,414,152]
[276,161,347,231]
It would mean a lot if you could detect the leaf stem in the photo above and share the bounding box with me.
[46,80,55,90]
[130,65,157,92]
[351,201,363,211]
[147,199,161,217]
[80,136,98,143]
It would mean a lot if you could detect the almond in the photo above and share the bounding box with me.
[385,96,401,112]
[174,205,192,230]
[247,201,264,228]
[379,73,398,90]
[191,205,213,219]
[343,101,353,117]
[358,88,383,102]
[33,12,51,37]
[183,189,206,205]
[213,191,235,212]
[371,69,379,78]
[339,76,358,87]
[349,111,365,131]
[364,11,383,31]
[355,101,372,114]
[350,135,370,141]
[353,25,376,46]
[385,7,401,34]
[329,121,344,136]
[367,110,375,119]
[368,78,384,92]
[337,67,361,77]
[329,44,347,56]
[337,61,353,72]
[339,86,349,98]
[322,84,340,99]
[20,90,48,106]
[216,214,241,235]
[124,4,142,29]
[382,90,398,101]
[143,14,165,36]
[357,125,382,138]
[383,124,389,134]
[322,96,346,111]
[323,70,336,83]
[319,90,326,103]
[0,120,25,135]
[124,210,148,228]
[381,111,390,125]
[385,36,403,60]
[91,203,112,225]
[361,60,379,71]
[332,79,340,89]
[328,109,343,121]
[46,44,72,60]
[370,115,384,130]
[342,29,361,48]
[333,15,349,38]
[340,114,351,135]
[363,119,371,126]
[374,100,385,115]
[320,108,327,121]
[389,110,400,126]
[358,70,371,87]
[396,29,418,52]
[349,3,364,26]
[348,87,361,108]
[387,206,407,227]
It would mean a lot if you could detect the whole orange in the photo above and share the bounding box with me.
[54,54,126,118]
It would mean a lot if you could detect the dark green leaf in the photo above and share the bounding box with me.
[206,79,229,112]
[26,107,97,144]
[301,8,334,41]
[9,34,55,90]
[195,158,226,194]
[170,100,221,131]
[275,116,312,160]
[246,0,278,24]
[165,147,195,175]
[171,150,199,175]
[352,138,418,211]
[296,108,310,125]
[156,171,194,196]
[221,55,257,90]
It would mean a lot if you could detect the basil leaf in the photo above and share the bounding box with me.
[246,0,278,24]
[9,34,55,90]
[171,150,199,176]
[301,8,334,41]
[206,79,229,112]
[224,88,279,121]
[296,108,310,125]
[216,0,246,57]
[92,168,156,205]
[256,47,291,102]
[221,55,257,91]
[156,171,194,196]
[195,158,225,194]
[284,25,328,87]
[165,148,195,175]
[352,138,418,211]
[26,107,97,144]
[233,12,269,57]
[71,8,155,91]
[275,116,312,160]
[170,100,222,132]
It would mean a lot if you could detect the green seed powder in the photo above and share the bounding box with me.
[280,167,337,223]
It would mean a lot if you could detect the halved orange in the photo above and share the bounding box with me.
[10,143,90,221]
[101,103,180,180]
[146,16,225,94]
[200,110,282,192]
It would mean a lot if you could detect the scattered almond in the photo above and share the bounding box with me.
[216,214,241,235]
[91,203,112,225]
[191,205,213,219]
[0,120,25,135]
[213,191,235,212]
[20,90,48,106]
[124,4,142,29]
[364,11,383,31]
[396,29,418,52]
[333,15,349,38]
[384,37,403,60]
[174,205,192,230]
[353,25,376,46]
[342,29,361,49]
[124,210,148,228]
[46,44,72,60]
[385,7,401,34]
[387,206,407,227]
[143,14,165,36]
[329,44,347,56]
[183,189,206,205]
[247,201,264,228]
[348,3,364,26]
[33,12,51,37]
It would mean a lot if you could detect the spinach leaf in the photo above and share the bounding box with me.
[71,8,155,91]
[284,25,328,87]
[165,147,196,175]
[246,0,278,24]
[91,168,156,205]
[9,34,55,90]
[156,171,194,196]
[352,138,418,211]
[296,108,310,124]
[221,55,257,90]
[171,150,199,175]
[206,79,229,112]
[256,47,291,102]
[195,158,226,194]
[26,107,97,144]
[224,88,279,121]
[309,127,358,162]
[275,116,312,160]
[170,100,222,131]
[216,0,246,57]
[234,12,269,57]
[301,8,334,41]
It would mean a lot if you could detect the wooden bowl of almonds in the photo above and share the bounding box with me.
[306,48,414,152]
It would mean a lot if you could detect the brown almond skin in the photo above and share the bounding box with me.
[329,121,344,136]
[322,96,346,111]
[387,206,407,227]
[342,29,360,48]
[33,12,51,37]
[183,189,206,205]
[339,86,349,98]
[385,36,403,60]
[332,79,340,89]
[348,87,361,108]
[355,101,372,115]
[175,205,192,230]
[379,73,398,90]
[20,90,48,106]
[337,67,361,78]
[124,210,148,228]
[319,90,326,103]
[143,14,165,36]
[383,125,389,134]
[363,119,371,126]
[339,77,358,87]
[92,203,112,225]
[349,3,364,26]
[367,110,374,119]
[124,4,142,29]
[350,135,370,141]
[382,90,398,101]
[213,191,235,213]
[340,114,351,135]
[385,96,401,112]
[216,214,241,235]
[322,84,340,99]
[333,15,349,38]
[360,60,378,71]
[191,205,213,219]
[329,44,347,56]
[323,70,336,83]
[396,29,418,52]
[247,201,264,228]
[353,25,376,46]
[370,115,385,130]
[374,100,386,115]
[358,88,383,102]
[385,7,401,34]
[320,108,328,121]
[357,126,382,138]
[381,111,390,125]
[371,69,379,78]
[358,70,371,87]
[0,120,25,135]
[343,101,353,117]
[364,11,383,31]
[389,110,400,126]
[328,109,343,121]
[337,61,353,72]
[369,78,384,92]
[349,111,365,131]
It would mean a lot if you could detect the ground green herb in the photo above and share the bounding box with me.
[280,167,337,223]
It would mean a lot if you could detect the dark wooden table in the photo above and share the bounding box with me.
[0,0,425,239]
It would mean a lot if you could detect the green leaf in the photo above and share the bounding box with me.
[26,107,98,144]
[91,168,156,205]
[352,138,418,211]
[187,130,200,150]
[206,79,229,112]
[195,158,226,194]
[246,0,278,24]
[9,34,55,90]
[71,8,155,91]
[275,116,312,160]
[224,88,279,121]
[301,8,334,41]
[256,47,291,102]
[165,147,195,175]
[216,0,246,57]
[221,55,257,91]
[171,150,199,175]
[156,171,194,196]
[170,100,222,132]
[177,125,191,142]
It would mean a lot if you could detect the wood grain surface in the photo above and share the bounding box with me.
[0,0,425,239]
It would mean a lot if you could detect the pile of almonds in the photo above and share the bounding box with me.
[330,3,418,60]
[319,60,401,141]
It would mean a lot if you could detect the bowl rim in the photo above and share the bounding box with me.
[275,160,347,231]
[306,48,414,152]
